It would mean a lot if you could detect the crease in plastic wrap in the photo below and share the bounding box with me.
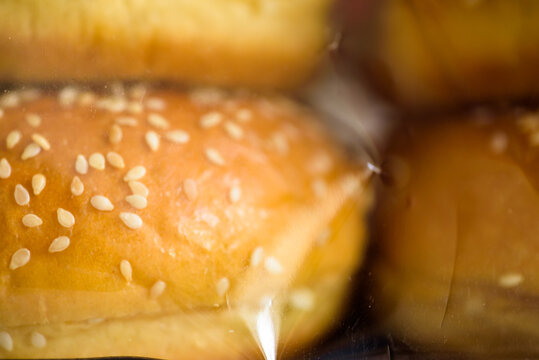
[369,110,539,358]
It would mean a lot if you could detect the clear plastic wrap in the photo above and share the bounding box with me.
[338,0,539,112]
[0,82,375,360]
[368,110,539,357]
[4,0,539,358]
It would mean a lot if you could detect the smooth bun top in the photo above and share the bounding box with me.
[0,85,365,327]
[0,0,330,88]
[376,110,539,298]
[372,110,539,353]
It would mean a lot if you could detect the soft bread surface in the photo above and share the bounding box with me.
[0,0,330,88]
[372,111,539,355]
[341,0,539,110]
[0,86,368,358]
[2,201,366,359]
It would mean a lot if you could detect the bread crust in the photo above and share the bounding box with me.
[0,85,368,358]
[372,112,539,354]
[0,0,330,88]
[341,0,539,110]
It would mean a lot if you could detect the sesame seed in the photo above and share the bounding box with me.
[146,98,166,111]
[148,113,170,129]
[126,194,147,209]
[264,256,283,274]
[115,116,138,127]
[0,92,20,108]
[75,154,88,174]
[120,212,143,229]
[21,142,41,160]
[250,246,264,267]
[150,280,166,299]
[224,121,244,140]
[106,152,125,169]
[289,288,315,311]
[9,248,31,270]
[14,184,30,205]
[129,84,147,100]
[77,91,97,106]
[90,195,114,211]
[165,130,190,144]
[145,131,160,151]
[0,108,3,118]
[120,259,133,282]
[89,153,106,170]
[183,178,198,201]
[30,173,45,195]
[229,186,241,203]
[109,124,123,144]
[216,277,230,297]
[205,148,225,166]
[58,86,79,106]
[25,113,42,127]
[124,165,146,181]
[341,174,360,195]
[49,236,70,253]
[128,181,149,197]
[0,331,13,352]
[57,208,75,228]
[270,133,289,155]
[307,153,333,175]
[31,133,50,150]
[311,179,327,198]
[96,96,126,113]
[0,158,11,178]
[236,108,252,122]
[6,130,21,149]
[200,112,223,128]
[30,331,46,348]
[498,273,523,288]
[71,176,84,196]
[127,101,143,114]
[22,214,42,227]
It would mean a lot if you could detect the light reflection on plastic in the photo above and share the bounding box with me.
[241,296,279,360]
[256,298,276,360]
[366,161,381,174]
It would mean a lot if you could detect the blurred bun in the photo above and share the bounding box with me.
[0,85,368,359]
[0,0,330,89]
[339,0,539,110]
[372,110,539,355]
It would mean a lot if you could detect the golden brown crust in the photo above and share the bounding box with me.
[372,111,539,354]
[1,199,368,359]
[341,0,539,110]
[0,85,368,358]
[0,0,330,88]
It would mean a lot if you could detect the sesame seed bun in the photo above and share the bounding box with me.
[372,111,539,355]
[0,0,330,89]
[0,85,369,358]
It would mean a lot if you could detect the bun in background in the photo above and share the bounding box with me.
[371,110,539,355]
